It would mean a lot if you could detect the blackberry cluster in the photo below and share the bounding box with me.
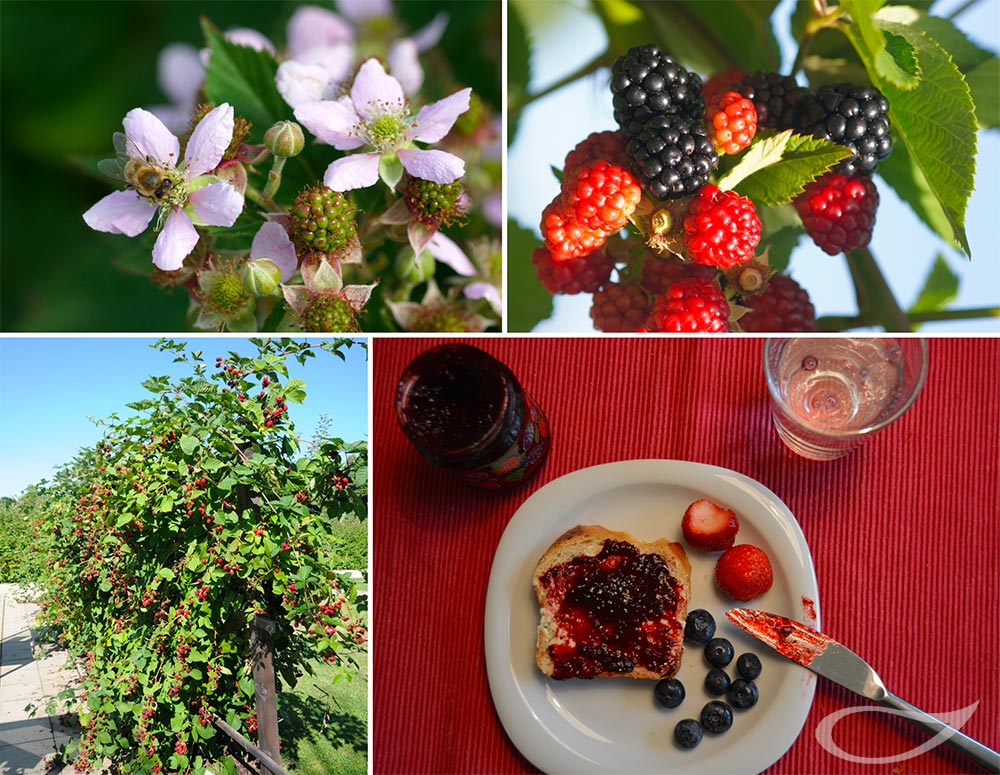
[795,83,892,175]
[611,45,718,199]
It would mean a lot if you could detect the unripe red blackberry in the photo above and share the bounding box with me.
[590,282,651,332]
[290,186,357,253]
[739,275,817,332]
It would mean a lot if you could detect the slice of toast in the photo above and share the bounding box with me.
[534,525,690,680]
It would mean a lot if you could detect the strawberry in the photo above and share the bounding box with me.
[714,544,773,601]
[681,499,739,552]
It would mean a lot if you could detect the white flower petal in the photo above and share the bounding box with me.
[277,61,334,109]
[426,232,476,276]
[411,12,449,52]
[152,209,199,271]
[147,104,193,137]
[189,181,243,227]
[409,88,471,144]
[482,191,502,227]
[297,44,353,83]
[225,27,275,54]
[83,190,157,236]
[294,99,365,150]
[287,6,353,58]
[184,103,234,178]
[323,153,381,191]
[350,58,404,121]
[336,0,391,22]
[397,148,465,184]
[123,108,181,167]
[251,221,298,282]
[157,43,203,106]
[387,39,423,96]
[463,281,501,308]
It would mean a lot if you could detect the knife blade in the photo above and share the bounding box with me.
[727,608,1000,773]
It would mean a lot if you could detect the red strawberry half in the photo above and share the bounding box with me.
[682,499,739,552]
[714,544,773,601]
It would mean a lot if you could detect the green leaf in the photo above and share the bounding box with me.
[201,18,288,129]
[909,254,959,314]
[283,377,307,404]
[157,568,174,581]
[507,219,553,331]
[842,9,978,256]
[876,140,959,250]
[218,476,237,493]
[724,132,852,207]
[155,493,176,513]
[759,228,802,275]
[202,457,223,472]
[966,57,1000,129]
[845,0,920,88]
[716,130,793,192]
[179,435,198,456]
[507,1,531,144]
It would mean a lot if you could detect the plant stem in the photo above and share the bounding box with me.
[948,0,982,19]
[845,247,913,331]
[818,306,1000,330]
[509,51,613,120]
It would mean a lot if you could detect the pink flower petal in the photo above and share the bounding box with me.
[123,108,180,167]
[189,181,243,227]
[323,153,381,191]
[297,44,353,82]
[409,88,471,144]
[336,0,390,22]
[426,232,476,276]
[397,148,465,184]
[83,190,157,236]
[388,39,423,96]
[295,99,365,150]
[411,12,449,51]
[251,222,298,282]
[287,6,353,58]
[225,27,275,54]
[350,59,404,121]
[152,209,199,271]
[184,103,234,178]
[157,43,203,106]
[463,281,501,308]
[148,104,193,137]
[277,61,331,109]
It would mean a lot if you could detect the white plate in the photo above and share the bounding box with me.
[485,460,820,775]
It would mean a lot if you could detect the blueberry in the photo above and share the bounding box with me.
[673,718,703,750]
[704,637,734,667]
[700,700,734,734]
[736,653,762,680]
[704,668,730,696]
[684,609,716,644]
[728,679,759,710]
[654,678,685,709]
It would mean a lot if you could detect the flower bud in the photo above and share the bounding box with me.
[264,121,305,158]
[395,249,436,285]
[243,258,283,297]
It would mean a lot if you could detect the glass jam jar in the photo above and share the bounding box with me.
[395,343,550,489]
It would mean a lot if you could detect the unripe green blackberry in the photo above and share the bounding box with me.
[290,186,357,253]
[402,177,469,226]
[300,293,360,332]
[408,307,469,332]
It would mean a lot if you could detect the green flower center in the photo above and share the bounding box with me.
[360,109,409,153]
[208,272,247,314]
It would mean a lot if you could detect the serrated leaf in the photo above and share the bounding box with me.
[716,130,793,192]
[179,435,198,456]
[507,219,553,332]
[845,0,921,88]
[876,140,959,250]
[726,133,851,207]
[909,254,959,314]
[283,377,307,404]
[842,10,977,256]
[201,19,288,129]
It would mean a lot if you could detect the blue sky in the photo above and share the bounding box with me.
[0,337,368,498]
[510,0,1000,332]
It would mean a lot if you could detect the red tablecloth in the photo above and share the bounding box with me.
[372,337,999,775]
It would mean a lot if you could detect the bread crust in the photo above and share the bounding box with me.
[534,525,690,679]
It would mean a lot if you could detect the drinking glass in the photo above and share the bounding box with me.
[763,338,928,460]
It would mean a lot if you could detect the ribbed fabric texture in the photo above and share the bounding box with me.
[372,337,1000,775]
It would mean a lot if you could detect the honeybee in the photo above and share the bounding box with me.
[98,133,177,203]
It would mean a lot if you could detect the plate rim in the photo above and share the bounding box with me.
[484,459,821,775]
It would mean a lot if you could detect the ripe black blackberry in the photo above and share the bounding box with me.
[734,70,808,130]
[796,83,892,175]
[610,45,704,134]
[628,114,718,199]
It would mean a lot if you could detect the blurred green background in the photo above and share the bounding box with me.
[0,0,500,331]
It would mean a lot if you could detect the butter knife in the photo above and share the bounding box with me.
[727,608,1000,773]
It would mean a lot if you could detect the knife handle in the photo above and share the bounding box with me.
[880,691,1000,773]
